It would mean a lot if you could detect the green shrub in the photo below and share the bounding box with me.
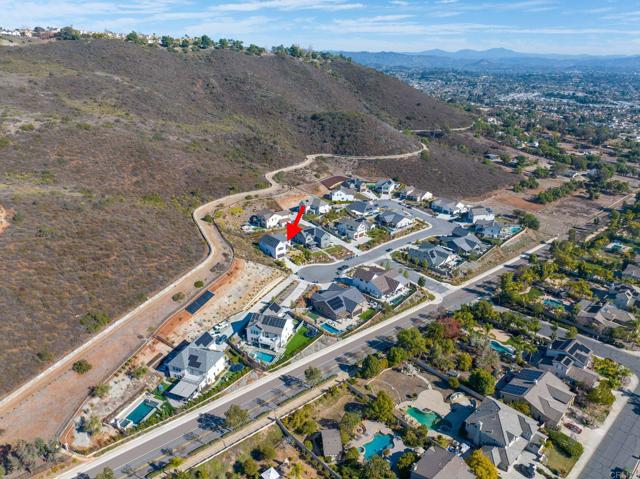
[172,292,185,302]
[547,429,584,458]
[80,310,111,333]
[72,359,92,374]
[194,280,204,288]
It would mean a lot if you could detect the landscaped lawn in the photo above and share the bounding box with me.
[545,443,579,477]
[276,325,316,366]
[359,308,377,321]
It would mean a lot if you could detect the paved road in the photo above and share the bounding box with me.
[65,245,640,479]
[297,206,454,283]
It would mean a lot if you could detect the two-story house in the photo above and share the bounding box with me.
[259,233,288,259]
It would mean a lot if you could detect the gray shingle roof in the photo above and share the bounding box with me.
[247,312,290,335]
[411,446,474,479]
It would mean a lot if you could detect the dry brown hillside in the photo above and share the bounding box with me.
[0,39,483,394]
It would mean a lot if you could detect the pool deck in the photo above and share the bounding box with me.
[350,420,408,462]
[398,388,451,417]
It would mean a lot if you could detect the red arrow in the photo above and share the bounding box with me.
[286,205,306,240]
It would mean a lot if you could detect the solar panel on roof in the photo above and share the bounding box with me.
[187,354,202,369]
[517,369,543,381]
[186,290,214,315]
[502,384,529,396]
[327,296,344,310]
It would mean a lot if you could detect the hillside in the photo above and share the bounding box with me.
[0,39,479,394]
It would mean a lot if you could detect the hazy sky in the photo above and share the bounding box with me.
[2,0,640,54]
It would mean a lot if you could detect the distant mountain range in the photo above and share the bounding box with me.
[339,48,640,72]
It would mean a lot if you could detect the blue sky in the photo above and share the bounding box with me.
[2,0,640,54]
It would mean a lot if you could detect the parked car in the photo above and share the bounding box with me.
[565,422,582,434]
[515,463,535,478]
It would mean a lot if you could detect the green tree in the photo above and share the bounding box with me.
[456,352,473,371]
[360,354,388,379]
[509,399,532,416]
[200,34,213,48]
[466,450,499,479]
[243,457,259,478]
[160,35,174,47]
[194,280,204,288]
[365,391,396,424]
[224,404,249,430]
[363,455,396,479]
[72,359,92,374]
[58,26,81,40]
[396,327,426,356]
[304,366,323,386]
[587,381,615,405]
[82,415,102,435]
[290,462,305,479]
[565,326,578,339]
[397,451,417,479]
[467,369,496,395]
[339,411,362,440]
[257,443,276,461]
[401,425,429,448]
[417,276,426,287]
[387,346,408,367]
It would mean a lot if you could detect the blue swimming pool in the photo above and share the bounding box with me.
[543,298,565,310]
[125,399,158,425]
[254,351,276,364]
[406,407,441,428]
[321,323,341,335]
[490,340,514,356]
[362,433,394,460]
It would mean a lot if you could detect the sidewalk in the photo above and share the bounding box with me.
[567,373,640,479]
[176,373,348,474]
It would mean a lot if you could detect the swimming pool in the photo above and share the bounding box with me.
[490,340,515,356]
[125,399,158,426]
[361,433,394,459]
[406,407,441,428]
[543,298,565,310]
[321,323,341,335]
[254,351,276,364]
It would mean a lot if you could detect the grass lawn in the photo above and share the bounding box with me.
[274,325,316,366]
[545,443,579,477]
[359,308,377,321]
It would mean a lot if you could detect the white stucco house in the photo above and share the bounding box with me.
[259,233,288,259]
[245,311,295,351]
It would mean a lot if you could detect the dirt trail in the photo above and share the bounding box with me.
[0,205,8,235]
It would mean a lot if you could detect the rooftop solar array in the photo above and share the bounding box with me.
[517,369,544,381]
[502,384,529,396]
[186,290,214,315]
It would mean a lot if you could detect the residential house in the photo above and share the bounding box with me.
[377,211,414,232]
[310,284,366,322]
[499,369,575,426]
[410,445,474,479]
[303,197,331,215]
[475,220,512,240]
[442,233,487,256]
[576,300,635,332]
[245,311,295,351]
[319,429,343,461]
[260,467,280,479]
[259,233,288,259]
[343,177,367,192]
[622,263,640,281]
[337,218,371,240]
[351,265,409,302]
[373,179,396,197]
[431,199,467,216]
[293,226,333,249]
[166,342,228,401]
[484,153,501,162]
[464,397,547,472]
[610,284,640,311]
[403,187,433,202]
[408,244,459,271]
[467,206,495,224]
[250,210,290,229]
[347,200,378,217]
[328,187,356,202]
[538,339,599,388]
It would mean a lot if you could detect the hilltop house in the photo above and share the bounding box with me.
[431,199,467,216]
[351,265,409,302]
[259,233,288,259]
[328,187,355,202]
[576,300,635,332]
[293,226,333,249]
[245,311,295,352]
[610,284,640,311]
[499,369,575,426]
[410,445,474,479]
[467,206,495,224]
[337,218,371,240]
[408,244,459,271]
[166,339,228,401]
[464,397,547,472]
[250,210,291,229]
[310,284,366,322]
[376,211,414,232]
[347,200,378,217]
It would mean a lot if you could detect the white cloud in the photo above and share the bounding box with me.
[209,0,363,13]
